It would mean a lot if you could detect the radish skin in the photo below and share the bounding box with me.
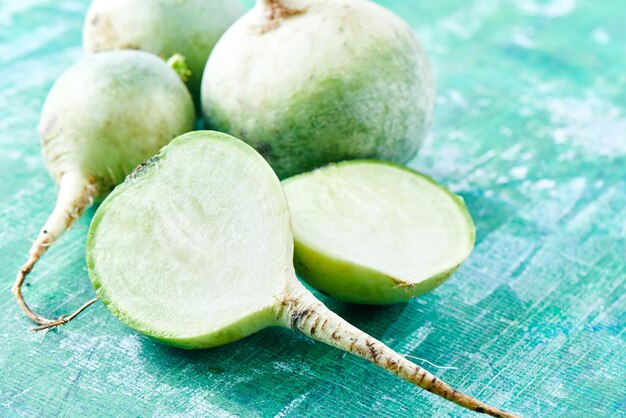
[202,0,435,178]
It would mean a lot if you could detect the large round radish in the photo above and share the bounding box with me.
[202,0,435,178]
[87,131,515,418]
[83,0,245,101]
[282,161,475,304]
[13,50,195,329]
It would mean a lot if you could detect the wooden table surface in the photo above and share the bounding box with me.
[1,0,624,416]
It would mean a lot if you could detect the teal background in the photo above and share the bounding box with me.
[1,0,625,416]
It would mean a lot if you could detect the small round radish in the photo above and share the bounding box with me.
[282,161,475,304]
[87,131,515,418]
[83,0,245,101]
[13,50,195,329]
[202,0,435,178]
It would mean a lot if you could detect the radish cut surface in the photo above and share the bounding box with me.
[283,161,475,304]
[88,131,293,347]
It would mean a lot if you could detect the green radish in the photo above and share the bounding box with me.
[282,161,475,304]
[13,50,195,330]
[83,0,245,101]
[202,0,435,178]
[87,131,515,418]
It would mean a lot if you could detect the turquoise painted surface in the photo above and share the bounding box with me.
[1,0,625,416]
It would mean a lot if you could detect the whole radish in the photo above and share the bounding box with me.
[13,50,195,330]
[202,0,435,178]
[83,0,245,101]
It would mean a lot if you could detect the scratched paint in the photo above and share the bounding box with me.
[0,0,625,417]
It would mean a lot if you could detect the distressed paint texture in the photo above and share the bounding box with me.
[0,0,624,417]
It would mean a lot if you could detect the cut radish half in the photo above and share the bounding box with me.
[283,161,475,304]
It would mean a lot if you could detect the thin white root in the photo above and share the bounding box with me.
[31,297,99,332]
[277,282,518,418]
[13,172,98,329]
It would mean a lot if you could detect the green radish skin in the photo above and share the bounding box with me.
[13,50,195,329]
[87,131,515,418]
[83,0,245,101]
[202,0,435,178]
[292,241,459,304]
[282,161,475,304]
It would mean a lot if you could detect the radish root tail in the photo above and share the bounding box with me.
[12,172,98,330]
[278,283,518,418]
[31,297,99,332]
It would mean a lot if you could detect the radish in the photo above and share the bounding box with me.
[87,131,515,418]
[202,0,435,178]
[83,0,245,101]
[282,161,475,304]
[13,50,195,329]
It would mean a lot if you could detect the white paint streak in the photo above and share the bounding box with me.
[591,28,611,44]
[546,96,626,156]
[418,0,502,52]
[272,361,295,373]
[501,143,523,160]
[516,0,576,17]
[449,90,468,108]
[513,31,536,48]
[500,127,513,138]
[395,322,433,353]
[274,392,309,418]
[510,166,529,179]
